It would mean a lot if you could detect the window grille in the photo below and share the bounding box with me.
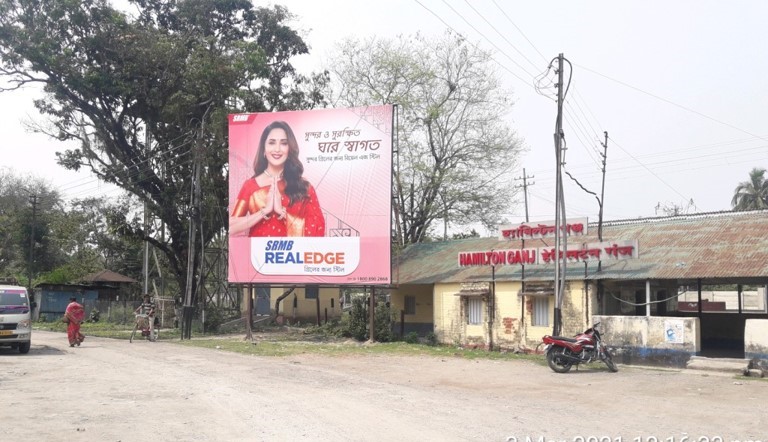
[467,298,483,325]
[404,295,416,315]
[532,297,549,326]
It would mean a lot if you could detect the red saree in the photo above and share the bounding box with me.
[65,301,85,346]
[233,178,325,237]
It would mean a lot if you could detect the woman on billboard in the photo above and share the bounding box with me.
[230,120,325,237]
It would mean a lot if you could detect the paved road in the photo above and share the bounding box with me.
[1,331,765,442]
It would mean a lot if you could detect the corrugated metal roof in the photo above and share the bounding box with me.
[392,210,768,285]
[80,269,138,284]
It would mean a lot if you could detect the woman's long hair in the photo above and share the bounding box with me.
[253,120,309,205]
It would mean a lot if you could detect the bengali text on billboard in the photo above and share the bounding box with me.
[228,105,393,285]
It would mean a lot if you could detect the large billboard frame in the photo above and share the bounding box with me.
[228,105,394,286]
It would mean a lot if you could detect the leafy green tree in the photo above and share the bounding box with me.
[57,196,145,280]
[0,169,142,285]
[731,167,768,211]
[0,169,29,276]
[0,0,328,301]
[328,32,524,246]
[0,169,64,284]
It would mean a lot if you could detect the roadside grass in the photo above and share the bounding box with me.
[734,374,768,382]
[33,321,544,363]
[173,335,545,363]
[34,321,182,340]
[34,322,762,375]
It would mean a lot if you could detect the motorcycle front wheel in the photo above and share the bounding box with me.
[546,346,573,373]
[602,348,619,372]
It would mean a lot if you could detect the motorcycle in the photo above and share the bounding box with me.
[542,322,618,373]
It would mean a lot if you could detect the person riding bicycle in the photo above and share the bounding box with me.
[134,294,157,340]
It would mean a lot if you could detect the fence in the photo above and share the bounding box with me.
[86,297,179,327]
[87,298,240,332]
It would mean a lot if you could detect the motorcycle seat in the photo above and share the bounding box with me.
[550,336,578,342]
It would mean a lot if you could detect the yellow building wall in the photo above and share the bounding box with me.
[389,284,433,324]
[562,281,590,334]
[430,280,593,351]
[239,286,343,323]
[492,281,524,349]
[432,281,524,349]
[521,281,592,348]
[433,283,465,345]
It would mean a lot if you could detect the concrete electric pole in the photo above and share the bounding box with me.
[514,168,535,223]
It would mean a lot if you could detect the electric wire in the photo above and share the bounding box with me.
[415,0,611,187]
[461,0,541,73]
[490,0,549,65]
[50,126,201,200]
[480,2,755,205]
[413,0,536,88]
[575,61,768,143]
[610,291,683,307]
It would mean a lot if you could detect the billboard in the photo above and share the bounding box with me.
[228,105,393,285]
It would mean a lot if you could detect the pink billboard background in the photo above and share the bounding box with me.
[228,105,393,285]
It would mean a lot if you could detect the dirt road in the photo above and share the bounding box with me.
[1,331,765,442]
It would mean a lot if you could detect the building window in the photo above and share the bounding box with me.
[532,297,549,326]
[305,285,318,300]
[467,297,483,325]
[404,295,416,315]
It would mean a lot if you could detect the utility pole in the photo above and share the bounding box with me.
[552,53,567,337]
[514,169,535,298]
[182,157,200,339]
[143,126,152,296]
[181,108,211,339]
[597,131,608,314]
[597,131,608,243]
[514,168,535,223]
[27,194,38,290]
[143,203,150,295]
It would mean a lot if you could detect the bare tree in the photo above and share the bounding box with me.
[328,32,524,246]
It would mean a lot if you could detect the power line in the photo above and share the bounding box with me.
[608,137,691,202]
[413,0,536,89]
[461,0,541,73]
[491,0,548,64]
[574,61,768,142]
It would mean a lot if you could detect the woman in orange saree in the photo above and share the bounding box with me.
[64,297,85,347]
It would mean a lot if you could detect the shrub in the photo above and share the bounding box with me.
[341,298,395,342]
[404,332,419,344]
[108,304,137,325]
[343,297,368,341]
[201,304,236,333]
[373,301,394,343]
[425,332,438,346]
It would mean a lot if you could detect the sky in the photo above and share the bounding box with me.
[2,0,766,232]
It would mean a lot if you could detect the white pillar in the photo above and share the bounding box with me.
[645,280,651,317]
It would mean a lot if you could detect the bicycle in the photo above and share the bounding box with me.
[129,313,158,343]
